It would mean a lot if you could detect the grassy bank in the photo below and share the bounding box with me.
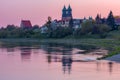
[41,39,120,58]
[0,38,120,58]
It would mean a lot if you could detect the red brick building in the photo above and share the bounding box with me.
[20,20,32,28]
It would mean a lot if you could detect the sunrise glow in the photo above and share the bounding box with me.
[0,0,120,26]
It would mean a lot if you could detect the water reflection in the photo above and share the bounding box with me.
[95,61,114,75]
[96,61,101,71]
[0,42,120,80]
[46,53,73,74]
[7,48,15,52]
[62,56,72,74]
[41,43,105,74]
[20,47,32,61]
[108,62,113,74]
[42,43,73,74]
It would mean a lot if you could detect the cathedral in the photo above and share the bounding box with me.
[61,5,81,28]
[62,5,73,21]
[60,5,74,27]
[40,5,81,33]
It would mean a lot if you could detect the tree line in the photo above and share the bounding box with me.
[0,11,119,39]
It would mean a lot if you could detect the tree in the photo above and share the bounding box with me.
[6,25,17,30]
[46,16,52,27]
[95,14,102,24]
[106,11,116,30]
[80,20,94,35]
[45,16,52,38]
[98,24,111,33]
[32,25,39,29]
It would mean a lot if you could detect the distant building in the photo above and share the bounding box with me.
[41,5,81,28]
[73,19,82,29]
[82,17,87,23]
[40,25,48,34]
[62,5,72,21]
[20,20,32,28]
[51,20,58,30]
[61,5,73,27]
[115,18,120,26]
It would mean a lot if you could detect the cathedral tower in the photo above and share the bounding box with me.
[62,5,72,21]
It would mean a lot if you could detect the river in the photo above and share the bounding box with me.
[0,42,120,80]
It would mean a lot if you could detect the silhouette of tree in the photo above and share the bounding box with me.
[106,11,116,30]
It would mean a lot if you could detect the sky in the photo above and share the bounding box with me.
[0,0,120,27]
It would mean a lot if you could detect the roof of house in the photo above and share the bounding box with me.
[21,20,32,28]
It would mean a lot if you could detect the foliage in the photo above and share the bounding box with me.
[80,20,94,35]
[73,20,111,38]
[0,16,118,39]
[106,11,116,30]
[0,25,43,38]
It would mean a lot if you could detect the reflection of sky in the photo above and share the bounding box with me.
[0,45,120,80]
[0,0,120,27]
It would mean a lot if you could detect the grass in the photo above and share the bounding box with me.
[107,30,120,39]
[39,38,120,59]
[0,30,120,59]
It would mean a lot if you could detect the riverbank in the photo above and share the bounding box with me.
[40,39,120,60]
[105,54,120,63]
[0,38,120,61]
[0,38,119,48]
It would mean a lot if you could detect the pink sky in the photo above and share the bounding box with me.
[0,0,120,27]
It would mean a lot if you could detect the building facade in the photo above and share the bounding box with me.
[62,5,73,21]
[20,20,32,28]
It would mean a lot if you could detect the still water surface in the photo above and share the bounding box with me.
[0,43,120,80]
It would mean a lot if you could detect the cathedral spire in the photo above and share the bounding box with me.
[62,5,66,11]
[62,5,72,20]
[68,4,72,11]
